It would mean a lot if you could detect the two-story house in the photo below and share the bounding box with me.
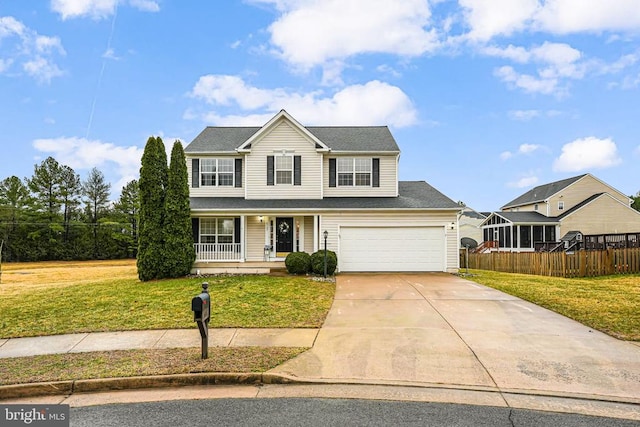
[184,110,461,273]
[479,173,640,252]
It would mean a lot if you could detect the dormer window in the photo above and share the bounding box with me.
[534,204,539,211]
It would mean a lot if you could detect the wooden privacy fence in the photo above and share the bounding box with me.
[462,248,640,278]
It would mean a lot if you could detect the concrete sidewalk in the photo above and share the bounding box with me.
[0,328,318,358]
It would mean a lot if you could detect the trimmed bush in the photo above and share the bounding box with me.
[285,251,311,275]
[310,250,337,276]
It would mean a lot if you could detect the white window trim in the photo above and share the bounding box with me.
[200,217,234,243]
[558,201,564,210]
[275,154,293,185]
[200,158,234,187]
[337,157,372,187]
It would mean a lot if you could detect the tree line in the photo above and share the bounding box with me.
[0,136,194,281]
[0,158,139,262]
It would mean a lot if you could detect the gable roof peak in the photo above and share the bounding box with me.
[501,173,589,209]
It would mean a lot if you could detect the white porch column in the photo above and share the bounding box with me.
[298,217,305,253]
[240,215,246,262]
[313,215,319,252]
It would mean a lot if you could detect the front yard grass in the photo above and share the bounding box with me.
[0,260,335,338]
[467,270,640,341]
[0,347,306,386]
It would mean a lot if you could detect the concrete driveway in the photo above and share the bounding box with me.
[271,273,640,403]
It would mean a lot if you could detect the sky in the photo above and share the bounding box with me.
[1,0,639,211]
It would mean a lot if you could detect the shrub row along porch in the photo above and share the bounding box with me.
[464,248,640,278]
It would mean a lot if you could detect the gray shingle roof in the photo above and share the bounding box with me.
[492,211,559,224]
[185,127,260,153]
[190,181,460,211]
[184,126,400,153]
[501,174,587,209]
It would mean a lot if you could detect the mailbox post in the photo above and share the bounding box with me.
[191,282,211,359]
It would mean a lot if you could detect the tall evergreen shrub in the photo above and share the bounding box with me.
[137,136,168,281]
[163,141,196,277]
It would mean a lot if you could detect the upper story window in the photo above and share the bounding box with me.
[337,158,371,186]
[534,203,539,211]
[275,155,293,185]
[201,158,234,187]
[558,201,564,210]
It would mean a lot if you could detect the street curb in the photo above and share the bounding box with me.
[0,373,307,400]
[2,373,639,408]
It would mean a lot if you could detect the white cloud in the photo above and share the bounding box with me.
[102,47,120,60]
[23,57,64,83]
[460,0,640,41]
[534,0,640,34]
[33,136,144,189]
[258,0,439,77]
[0,16,26,38]
[500,151,513,160]
[0,16,66,83]
[50,0,159,20]
[495,65,560,95]
[0,58,13,72]
[508,175,539,188]
[486,42,586,95]
[508,109,540,121]
[188,75,418,127]
[460,0,540,41]
[519,143,541,154]
[128,0,160,12]
[553,136,622,172]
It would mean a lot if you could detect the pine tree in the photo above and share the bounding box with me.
[82,167,111,259]
[113,180,140,258]
[163,141,195,277]
[137,136,168,281]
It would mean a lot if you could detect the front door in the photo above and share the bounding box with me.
[276,217,294,255]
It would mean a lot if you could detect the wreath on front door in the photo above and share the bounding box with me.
[278,221,290,235]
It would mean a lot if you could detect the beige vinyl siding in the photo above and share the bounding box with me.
[321,211,459,272]
[186,155,244,198]
[506,203,539,212]
[560,195,640,235]
[548,175,631,217]
[323,155,397,197]
[245,121,323,200]
[246,215,266,261]
[303,216,315,253]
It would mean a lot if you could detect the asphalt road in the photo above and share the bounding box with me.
[70,398,639,427]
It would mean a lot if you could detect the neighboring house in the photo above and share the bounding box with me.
[459,206,486,247]
[184,110,461,273]
[479,174,640,252]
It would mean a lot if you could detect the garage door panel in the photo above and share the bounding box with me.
[340,226,444,272]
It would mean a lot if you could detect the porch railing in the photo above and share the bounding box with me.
[194,243,242,262]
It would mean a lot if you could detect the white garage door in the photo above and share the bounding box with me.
[340,226,445,272]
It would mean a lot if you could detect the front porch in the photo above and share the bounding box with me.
[191,214,322,265]
[192,261,286,275]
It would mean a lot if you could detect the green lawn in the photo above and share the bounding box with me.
[467,270,640,341]
[0,269,335,338]
[0,347,307,386]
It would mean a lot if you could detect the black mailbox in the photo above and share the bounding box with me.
[192,282,211,359]
[191,292,210,323]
